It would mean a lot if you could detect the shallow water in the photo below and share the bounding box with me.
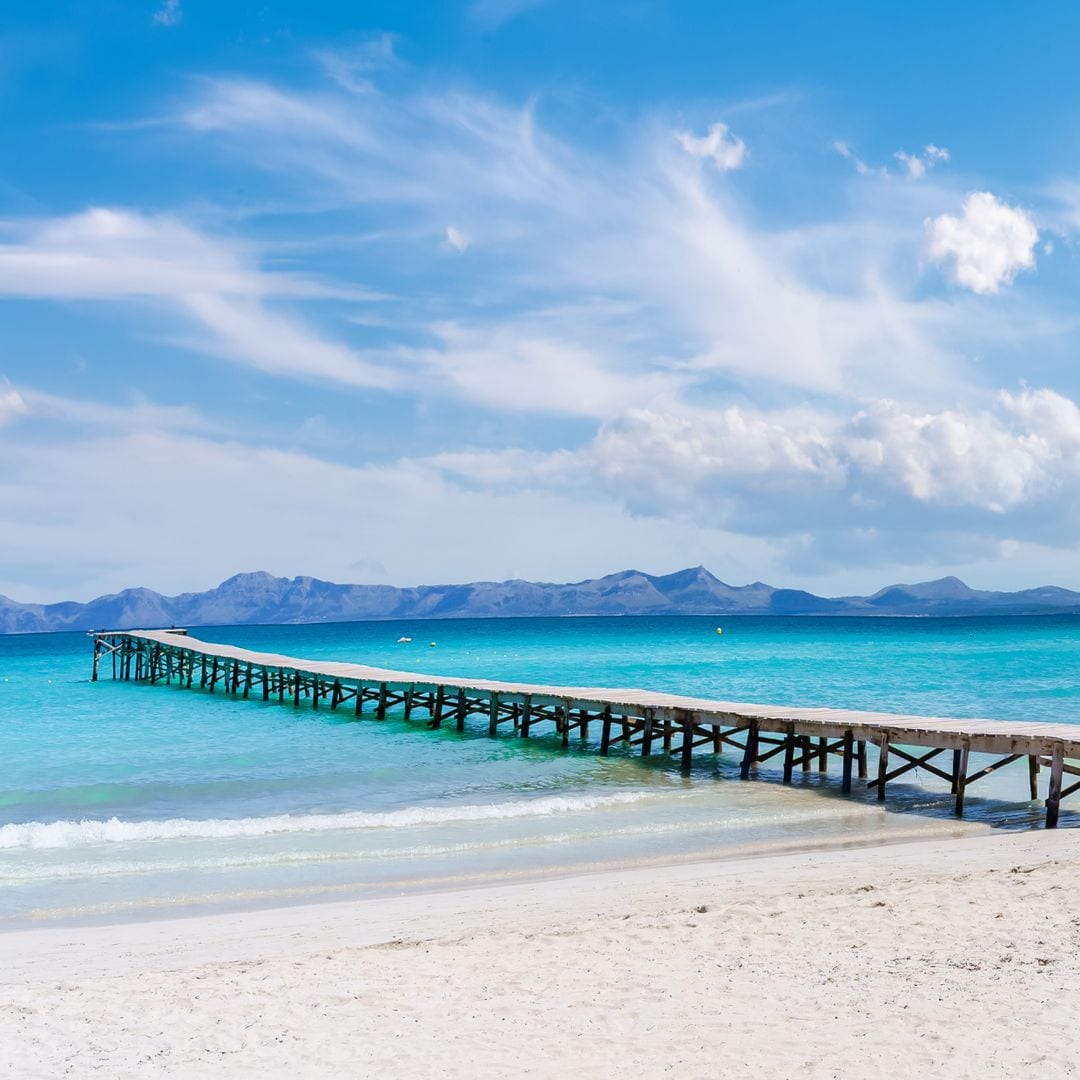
[2,615,1078,926]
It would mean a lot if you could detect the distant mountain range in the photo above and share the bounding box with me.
[3,567,1080,634]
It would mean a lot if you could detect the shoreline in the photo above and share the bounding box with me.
[5,826,1080,1076]
[4,796,999,933]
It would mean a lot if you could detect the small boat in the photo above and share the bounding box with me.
[397,636,412,643]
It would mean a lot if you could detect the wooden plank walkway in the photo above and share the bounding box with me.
[91,629,1080,828]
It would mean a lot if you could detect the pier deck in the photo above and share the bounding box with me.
[91,629,1080,828]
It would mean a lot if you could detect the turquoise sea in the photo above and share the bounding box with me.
[2,615,1079,927]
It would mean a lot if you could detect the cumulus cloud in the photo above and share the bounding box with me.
[438,389,1080,531]
[675,122,747,172]
[926,192,1038,294]
[847,390,1080,511]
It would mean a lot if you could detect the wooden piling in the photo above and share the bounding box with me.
[783,724,796,784]
[1047,744,1065,829]
[841,729,854,794]
[876,735,890,802]
[641,709,655,757]
[954,741,971,817]
[600,708,613,756]
[680,715,694,775]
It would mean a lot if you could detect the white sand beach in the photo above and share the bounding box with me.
[4,827,1079,1079]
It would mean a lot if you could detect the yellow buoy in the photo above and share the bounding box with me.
[429,641,437,647]
[715,627,723,635]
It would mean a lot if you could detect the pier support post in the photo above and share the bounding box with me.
[456,689,466,732]
[488,693,501,738]
[954,741,971,817]
[818,737,828,774]
[783,723,796,784]
[857,740,868,779]
[404,688,414,721]
[293,673,302,708]
[641,710,655,757]
[876,735,890,802]
[376,683,388,720]
[740,721,759,780]
[354,681,364,717]
[680,716,694,775]
[208,657,219,693]
[429,685,445,728]
[841,730,854,794]
[519,695,532,737]
[91,638,101,682]
[1028,755,1040,800]
[600,707,612,756]
[561,701,572,748]
[1047,744,1064,828]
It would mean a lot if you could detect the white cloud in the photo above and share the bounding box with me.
[847,389,1080,511]
[166,74,971,400]
[0,208,397,390]
[153,0,181,27]
[314,34,399,93]
[467,0,548,29]
[894,144,949,180]
[834,140,877,177]
[926,192,1038,294]
[410,322,681,417]
[16,386,214,435]
[0,425,770,602]
[437,389,1080,529]
[445,225,471,251]
[0,382,27,426]
[675,122,747,172]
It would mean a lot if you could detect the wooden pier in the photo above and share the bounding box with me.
[91,629,1080,828]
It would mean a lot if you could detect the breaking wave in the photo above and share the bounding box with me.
[0,790,657,850]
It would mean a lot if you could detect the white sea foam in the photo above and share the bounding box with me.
[0,791,657,850]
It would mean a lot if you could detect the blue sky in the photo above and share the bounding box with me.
[4,1,1080,602]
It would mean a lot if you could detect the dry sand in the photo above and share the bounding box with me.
[3,828,1080,1079]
